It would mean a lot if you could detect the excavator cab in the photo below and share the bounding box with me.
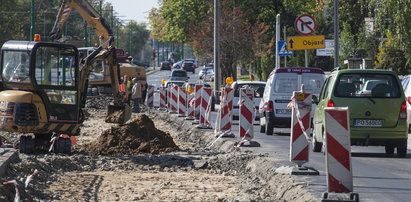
[0,41,81,133]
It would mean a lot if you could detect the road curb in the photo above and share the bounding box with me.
[0,148,18,177]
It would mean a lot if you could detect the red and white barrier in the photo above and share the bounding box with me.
[146,85,154,107]
[238,86,254,144]
[159,86,167,109]
[186,92,195,120]
[167,85,172,111]
[178,87,187,117]
[193,85,203,123]
[324,107,353,193]
[199,87,213,128]
[289,91,312,166]
[169,84,178,113]
[215,87,234,136]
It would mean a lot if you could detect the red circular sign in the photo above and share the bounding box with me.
[294,14,317,35]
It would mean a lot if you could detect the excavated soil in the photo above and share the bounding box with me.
[84,114,179,155]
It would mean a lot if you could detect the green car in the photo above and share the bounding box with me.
[312,69,408,157]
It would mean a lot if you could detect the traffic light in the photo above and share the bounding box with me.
[153,50,156,59]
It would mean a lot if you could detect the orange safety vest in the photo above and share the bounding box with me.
[118,83,128,99]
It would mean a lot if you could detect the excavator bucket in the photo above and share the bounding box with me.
[105,103,132,124]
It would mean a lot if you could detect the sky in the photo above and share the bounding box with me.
[105,0,159,24]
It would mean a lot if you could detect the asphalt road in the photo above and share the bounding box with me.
[148,69,411,201]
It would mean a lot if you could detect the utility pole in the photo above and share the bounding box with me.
[214,0,220,98]
[334,0,340,68]
[275,14,280,69]
[284,26,287,68]
[30,0,36,40]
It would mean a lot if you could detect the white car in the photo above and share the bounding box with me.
[258,67,325,135]
[401,75,411,130]
[231,81,266,120]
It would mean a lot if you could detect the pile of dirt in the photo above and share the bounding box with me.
[84,114,179,155]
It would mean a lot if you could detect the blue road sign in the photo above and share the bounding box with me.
[278,40,294,56]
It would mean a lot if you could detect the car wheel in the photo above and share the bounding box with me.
[397,140,407,158]
[265,121,273,135]
[385,144,395,155]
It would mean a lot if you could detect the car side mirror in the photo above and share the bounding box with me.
[312,95,319,105]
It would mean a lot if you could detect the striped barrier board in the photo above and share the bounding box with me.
[236,86,259,147]
[146,85,154,107]
[169,84,178,113]
[193,85,203,124]
[185,92,195,120]
[198,87,212,129]
[178,87,187,117]
[215,87,234,137]
[290,92,312,167]
[322,107,358,202]
[159,86,167,109]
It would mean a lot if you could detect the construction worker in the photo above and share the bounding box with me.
[131,78,142,113]
[118,77,127,102]
[123,75,132,104]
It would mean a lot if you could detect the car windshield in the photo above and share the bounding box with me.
[301,74,324,94]
[172,71,187,77]
[334,73,401,98]
[273,73,299,93]
[234,83,265,98]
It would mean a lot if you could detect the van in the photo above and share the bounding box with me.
[312,69,408,157]
[259,67,325,135]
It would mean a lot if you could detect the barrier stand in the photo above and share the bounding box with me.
[197,87,213,129]
[322,107,359,202]
[185,88,195,120]
[146,85,154,107]
[168,84,178,114]
[192,85,203,124]
[236,86,260,147]
[274,86,319,175]
[289,89,319,175]
[159,86,167,110]
[177,87,187,117]
[214,86,235,138]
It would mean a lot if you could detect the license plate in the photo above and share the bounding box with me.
[354,119,383,127]
[276,109,291,115]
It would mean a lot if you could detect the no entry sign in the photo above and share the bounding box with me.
[294,14,316,35]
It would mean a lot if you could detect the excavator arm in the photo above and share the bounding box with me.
[51,0,131,124]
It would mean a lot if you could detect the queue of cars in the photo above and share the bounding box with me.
[162,63,408,157]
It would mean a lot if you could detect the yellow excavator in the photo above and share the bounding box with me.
[50,1,147,95]
[0,0,131,154]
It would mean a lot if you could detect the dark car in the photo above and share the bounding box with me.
[133,60,149,68]
[182,62,196,73]
[160,61,172,70]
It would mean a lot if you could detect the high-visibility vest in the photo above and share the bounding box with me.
[126,80,131,94]
[118,83,127,99]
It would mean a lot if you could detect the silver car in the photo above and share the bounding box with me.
[170,69,189,81]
